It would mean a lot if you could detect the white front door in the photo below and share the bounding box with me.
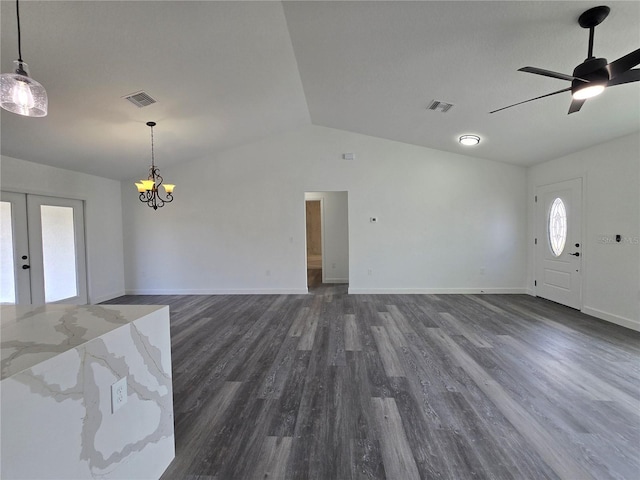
[535,178,582,309]
[1,192,87,305]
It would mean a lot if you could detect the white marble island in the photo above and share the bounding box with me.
[1,304,175,479]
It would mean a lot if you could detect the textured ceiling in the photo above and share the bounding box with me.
[1,1,639,180]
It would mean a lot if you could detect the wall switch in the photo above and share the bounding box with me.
[367,269,373,276]
[111,377,127,413]
[343,153,355,160]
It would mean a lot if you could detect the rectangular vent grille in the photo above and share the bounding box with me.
[123,91,157,108]
[427,100,453,113]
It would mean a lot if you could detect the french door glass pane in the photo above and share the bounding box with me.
[40,205,78,302]
[1,201,16,304]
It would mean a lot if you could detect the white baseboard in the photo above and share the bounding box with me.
[125,288,309,295]
[582,306,640,332]
[323,277,349,284]
[91,291,126,304]
[347,287,528,295]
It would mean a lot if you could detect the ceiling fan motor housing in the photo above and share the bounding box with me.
[572,57,609,92]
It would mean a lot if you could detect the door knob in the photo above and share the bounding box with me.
[568,252,580,257]
[22,264,30,269]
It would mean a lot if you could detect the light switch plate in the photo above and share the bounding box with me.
[111,376,127,413]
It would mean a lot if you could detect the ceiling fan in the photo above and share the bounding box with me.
[490,5,640,114]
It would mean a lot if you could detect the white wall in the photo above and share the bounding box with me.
[527,133,640,330]
[122,125,527,294]
[1,156,126,303]
[305,191,349,283]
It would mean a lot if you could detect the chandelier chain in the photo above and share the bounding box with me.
[150,123,155,168]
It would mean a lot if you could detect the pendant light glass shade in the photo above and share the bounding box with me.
[1,61,48,117]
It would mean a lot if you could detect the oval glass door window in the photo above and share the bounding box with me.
[548,198,567,256]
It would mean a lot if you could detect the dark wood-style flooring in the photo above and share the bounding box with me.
[307,268,323,288]
[103,286,640,480]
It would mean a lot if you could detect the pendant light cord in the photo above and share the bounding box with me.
[16,0,23,62]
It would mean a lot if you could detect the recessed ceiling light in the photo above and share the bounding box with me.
[459,135,480,146]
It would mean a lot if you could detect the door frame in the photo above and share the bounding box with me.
[305,196,326,284]
[534,177,585,310]
[1,191,31,304]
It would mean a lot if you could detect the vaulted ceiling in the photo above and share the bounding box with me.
[2,1,639,180]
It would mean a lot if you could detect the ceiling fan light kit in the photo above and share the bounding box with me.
[490,5,639,115]
[572,84,605,100]
[0,0,48,117]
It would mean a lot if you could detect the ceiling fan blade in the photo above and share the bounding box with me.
[608,68,640,86]
[519,66,585,83]
[568,98,586,114]
[607,48,640,79]
[489,87,572,114]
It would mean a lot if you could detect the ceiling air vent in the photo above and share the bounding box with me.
[123,91,157,108]
[427,100,453,113]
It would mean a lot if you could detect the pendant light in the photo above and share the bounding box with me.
[135,122,175,210]
[0,0,48,117]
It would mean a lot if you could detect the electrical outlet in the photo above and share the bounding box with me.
[367,269,373,276]
[111,376,127,413]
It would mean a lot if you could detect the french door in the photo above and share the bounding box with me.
[535,178,582,309]
[1,192,87,305]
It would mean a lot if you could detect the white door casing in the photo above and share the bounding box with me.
[1,191,31,303]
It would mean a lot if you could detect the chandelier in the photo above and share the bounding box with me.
[135,121,175,210]
[0,0,48,117]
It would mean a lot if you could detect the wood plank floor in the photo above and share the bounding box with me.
[103,286,640,480]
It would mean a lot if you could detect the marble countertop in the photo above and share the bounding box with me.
[1,304,167,381]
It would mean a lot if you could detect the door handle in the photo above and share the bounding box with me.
[568,252,580,257]
[22,264,30,269]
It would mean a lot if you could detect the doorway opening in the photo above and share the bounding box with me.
[304,192,349,291]
[305,199,323,288]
